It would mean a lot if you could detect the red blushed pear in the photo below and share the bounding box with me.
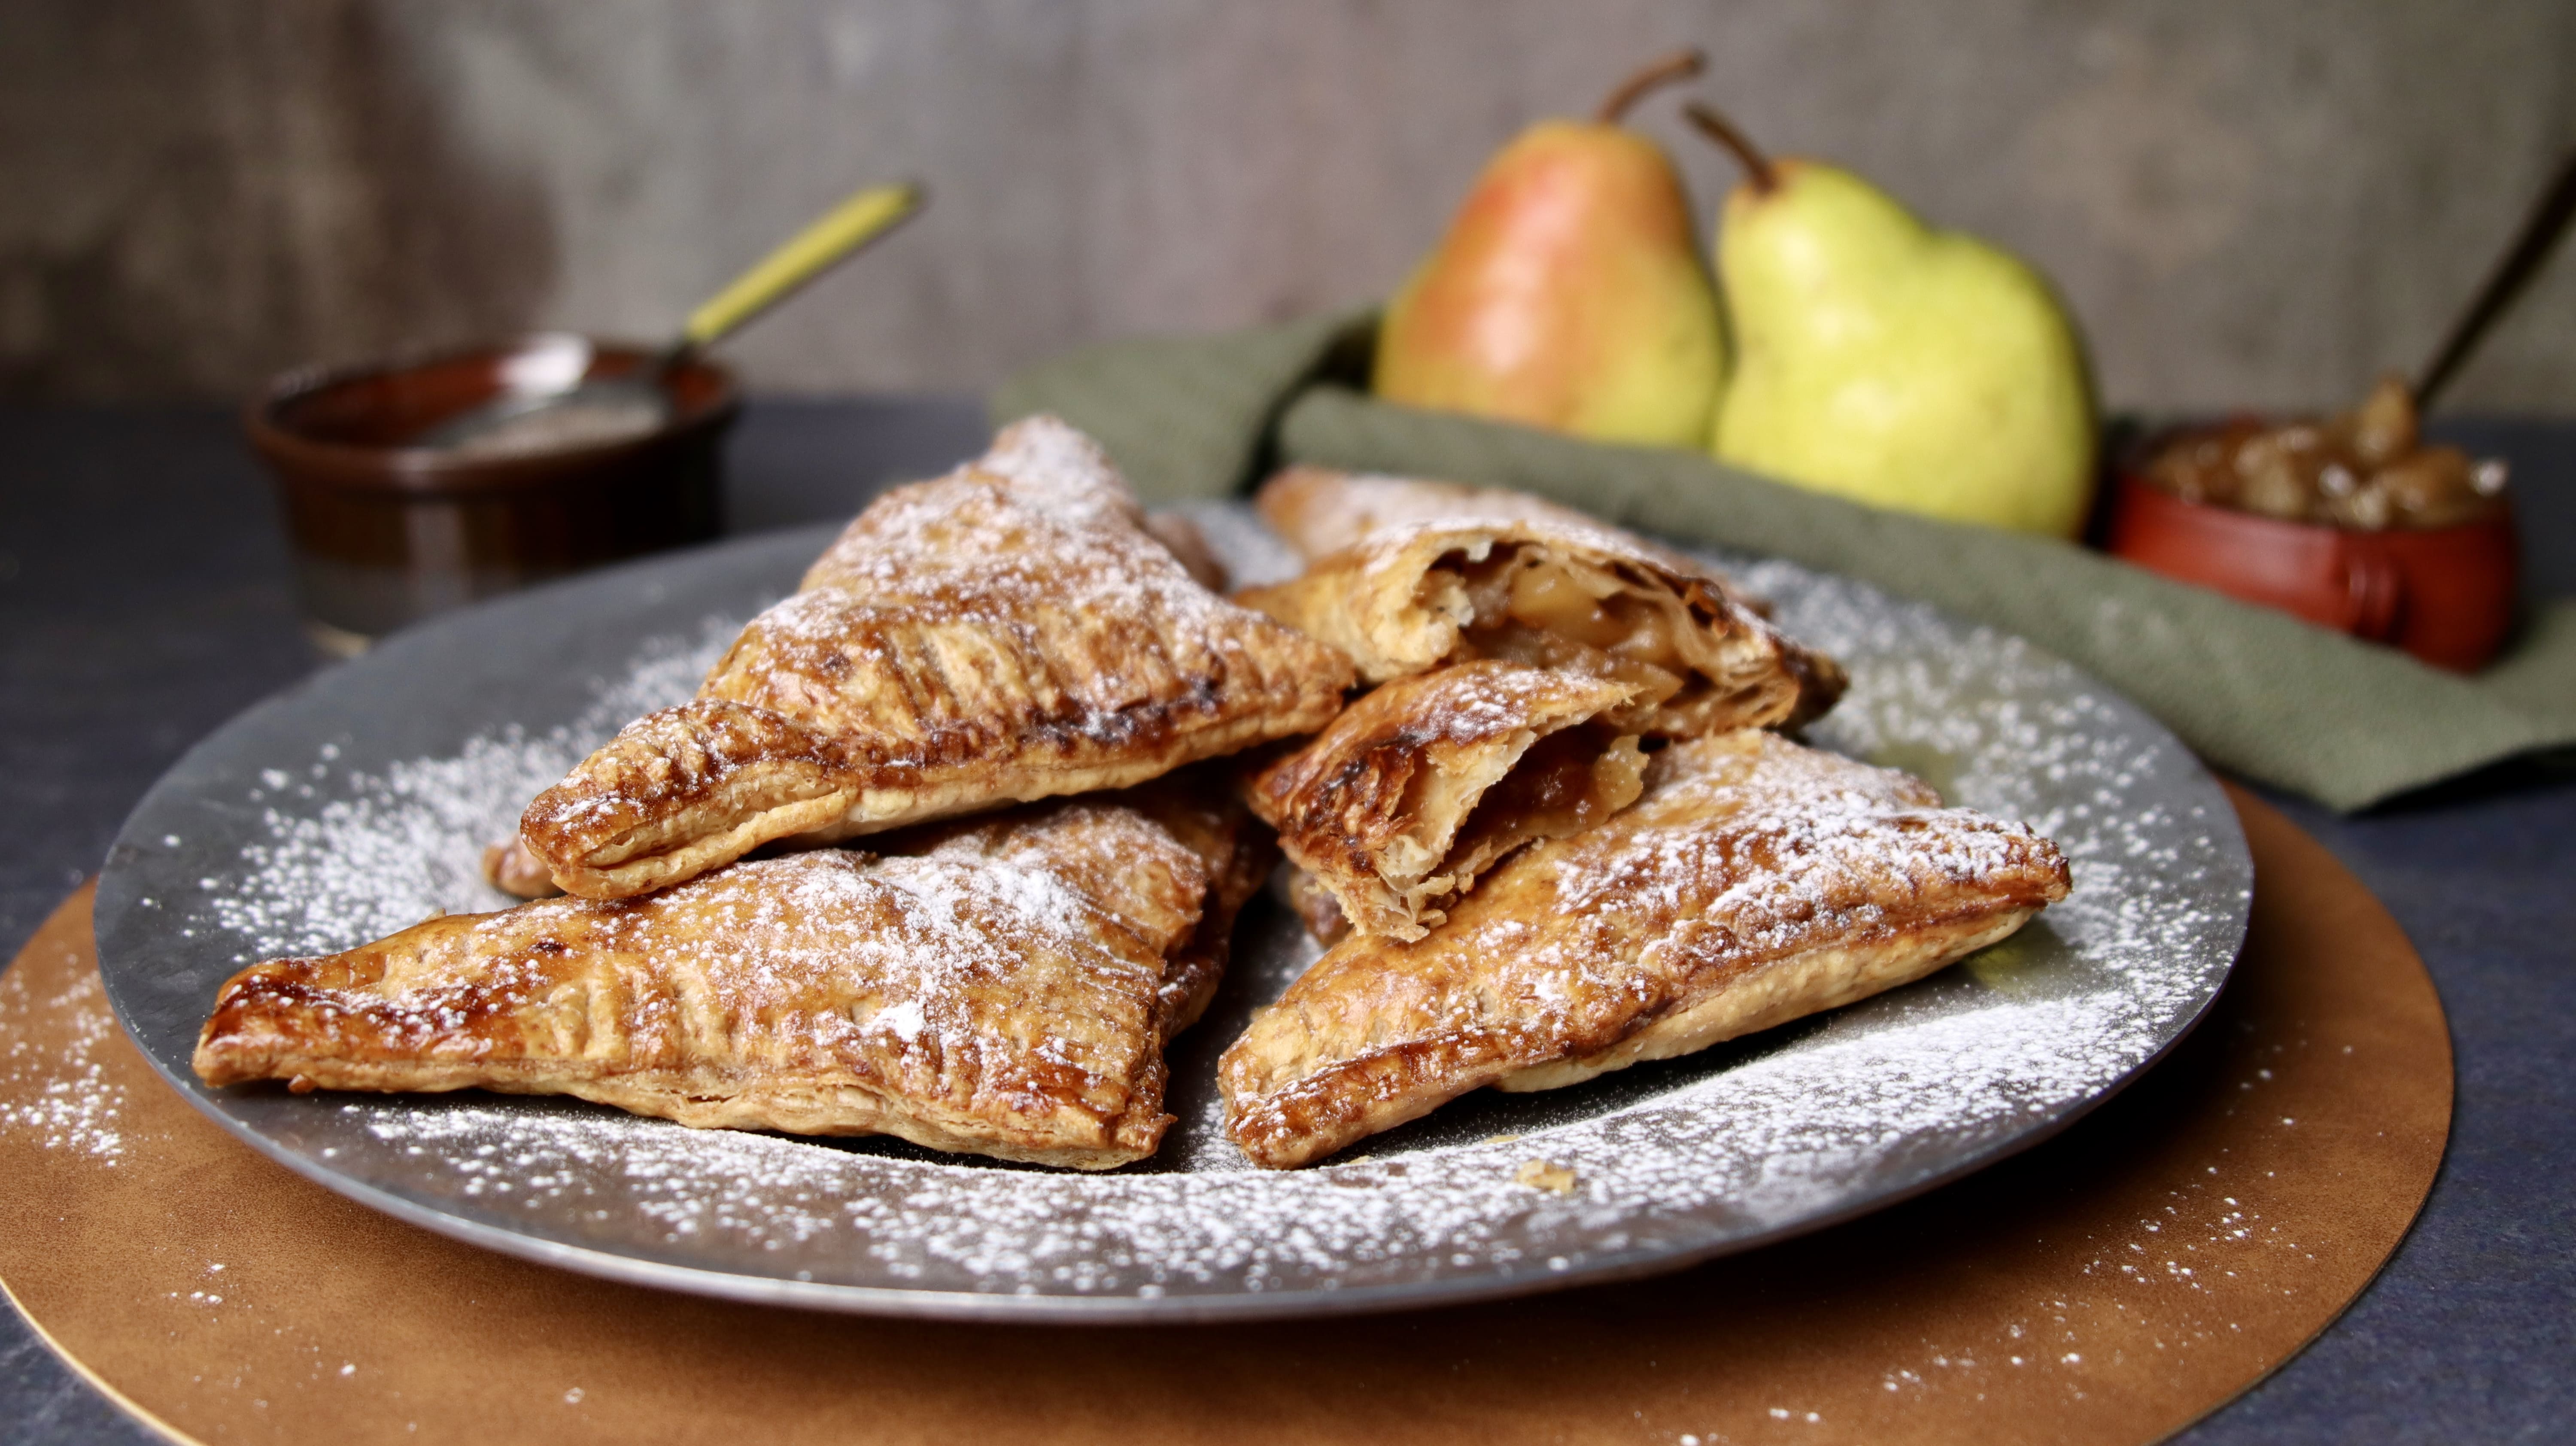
[1372,51,1728,449]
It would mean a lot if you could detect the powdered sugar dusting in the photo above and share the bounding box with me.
[218,843,1172,1133]
[974,413,1147,533]
[102,516,2246,1317]
[0,963,128,1163]
[209,618,736,960]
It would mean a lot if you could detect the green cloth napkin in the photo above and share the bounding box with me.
[991,315,2576,810]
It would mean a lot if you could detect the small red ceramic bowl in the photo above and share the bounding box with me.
[247,334,737,655]
[2104,470,2518,673]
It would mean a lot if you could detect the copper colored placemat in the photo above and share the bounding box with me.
[0,787,2450,1446]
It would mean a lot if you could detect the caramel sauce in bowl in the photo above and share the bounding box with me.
[246,334,737,655]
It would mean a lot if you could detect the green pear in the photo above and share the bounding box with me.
[1689,106,2096,537]
[1374,53,1726,448]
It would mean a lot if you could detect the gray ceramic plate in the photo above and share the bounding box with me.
[95,507,2250,1322]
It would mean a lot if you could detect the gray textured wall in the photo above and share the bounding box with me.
[6,0,2573,413]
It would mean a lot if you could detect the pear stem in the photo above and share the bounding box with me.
[1684,102,1779,193]
[1595,49,1707,124]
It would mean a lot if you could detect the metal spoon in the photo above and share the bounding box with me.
[424,181,923,453]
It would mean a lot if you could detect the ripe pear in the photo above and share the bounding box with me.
[1373,53,1727,448]
[1688,106,2096,537]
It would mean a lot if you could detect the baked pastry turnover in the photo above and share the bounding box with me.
[519,416,1353,900]
[1218,730,2072,1169]
[1244,660,1646,942]
[1238,468,1845,738]
[197,785,1266,1170]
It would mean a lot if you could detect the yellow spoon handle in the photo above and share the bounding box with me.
[681,181,923,349]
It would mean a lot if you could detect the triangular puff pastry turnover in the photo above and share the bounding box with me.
[519,417,1353,899]
[1244,660,1646,942]
[197,784,1267,1170]
[1238,468,1845,738]
[1219,730,2072,1169]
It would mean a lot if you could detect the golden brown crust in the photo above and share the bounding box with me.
[896,769,1270,1042]
[521,418,1355,899]
[518,699,863,898]
[1239,469,1845,736]
[1218,731,2074,1169]
[1243,661,1642,942]
[198,791,1261,1170]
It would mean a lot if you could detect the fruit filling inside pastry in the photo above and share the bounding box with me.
[1245,660,1646,942]
[1441,722,1649,874]
[1448,544,1753,733]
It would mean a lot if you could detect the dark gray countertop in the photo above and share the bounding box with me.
[3,401,2569,1444]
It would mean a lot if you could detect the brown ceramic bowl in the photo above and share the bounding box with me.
[246,334,737,654]
[2105,469,2518,673]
